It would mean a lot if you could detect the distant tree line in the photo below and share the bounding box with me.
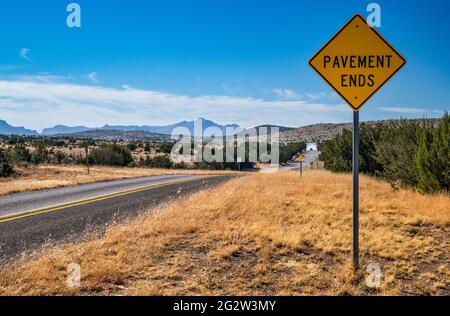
[0,140,261,174]
[0,135,307,176]
[320,113,449,194]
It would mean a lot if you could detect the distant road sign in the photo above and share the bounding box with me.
[309,14,406,111]
[299,155,303,162]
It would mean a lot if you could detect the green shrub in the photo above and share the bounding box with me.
[31,143,49,164]
[373,120,426,188]
[90,144,133,166]
[10,144,31,163]
[321,130,353,172]
[321,114,449,194]
[0,149,14,177]
[54,151,67,164]
[157,142,174,154]
[141,155,172,169]
[415,113,450,193]
[144,142,152,152]
[126,143,138,151]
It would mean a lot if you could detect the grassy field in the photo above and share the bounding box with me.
[0,165,240,196]
[0,170,448,296]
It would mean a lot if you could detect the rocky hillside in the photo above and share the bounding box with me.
[280,118,441,143]
[280,123,352,143]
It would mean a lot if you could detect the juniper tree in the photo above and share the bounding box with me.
[416,113,449,193]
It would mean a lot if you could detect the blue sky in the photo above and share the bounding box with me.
[0,0,448,131]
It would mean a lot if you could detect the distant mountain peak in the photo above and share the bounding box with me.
[42,125,92,136]
[0,119,38,136]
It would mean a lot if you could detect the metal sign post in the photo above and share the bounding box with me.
[300,161,303,178]
[352,111,359,271]
[85,145,90,175]
[299,155,303,178]
[308,14,406,272]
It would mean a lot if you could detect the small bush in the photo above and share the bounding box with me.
[157,142,174,154]
[31,143,49,164]
[0,149,14,177]
[141,155,173,169]
[9,145,31,163]
[90,144,133,166]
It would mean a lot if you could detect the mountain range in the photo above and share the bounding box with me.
[41,118,241,137]
[0,118,242,137]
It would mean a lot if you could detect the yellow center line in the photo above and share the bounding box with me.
[0,176,215,224]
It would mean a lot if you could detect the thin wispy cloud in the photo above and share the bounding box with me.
[272,88,299,100]
[272,89,340,103]
[9,73,68,84]
[303,92,328,101]
[378,107,431,114]
[19,48,31,62]
[0,75,350,131]
[88,72,99,83]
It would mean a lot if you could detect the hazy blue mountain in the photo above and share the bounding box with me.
[42,125,93,136]
[136,118,242,136]
[0,120,39,136]
[2,118,242,137]
[49,118,242,136]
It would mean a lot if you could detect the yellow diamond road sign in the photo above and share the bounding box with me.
[309,14,406,111]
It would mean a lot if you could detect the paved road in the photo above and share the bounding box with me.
[0,174,234,262]
[259,150,320,173]
[287,150,321,170]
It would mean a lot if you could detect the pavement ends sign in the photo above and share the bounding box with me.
[309,14,406,111]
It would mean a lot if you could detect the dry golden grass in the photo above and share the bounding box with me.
[0,170,448,296]
[0,165,240,196]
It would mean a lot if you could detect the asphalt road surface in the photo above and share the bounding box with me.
[287,150,321,170]
[259,150,320,173]
[280,150,321,171]
[0,174,234,262]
